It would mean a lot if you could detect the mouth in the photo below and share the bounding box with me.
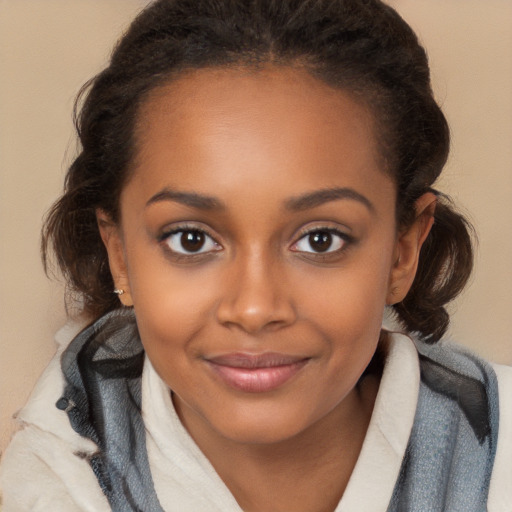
[205,352,310,393]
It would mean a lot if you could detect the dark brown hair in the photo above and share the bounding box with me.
[42,0,474,343]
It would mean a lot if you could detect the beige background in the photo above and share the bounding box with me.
[1,0,511,455]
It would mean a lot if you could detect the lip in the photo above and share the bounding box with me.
[205,352,310,393]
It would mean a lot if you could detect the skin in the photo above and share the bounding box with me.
[98,66,434,512]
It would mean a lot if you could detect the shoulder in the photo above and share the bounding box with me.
[1,425,109,511]
[9,320,96,450]
[488,361,512,510]
[387,334,509,510]
[419,339,512,510]
[0,321,109,511]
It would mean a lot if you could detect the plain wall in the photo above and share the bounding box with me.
[1,0,511,455]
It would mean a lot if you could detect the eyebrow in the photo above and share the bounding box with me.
[285,187,375,214]
[146,188,224,211]
[146,185,375,214]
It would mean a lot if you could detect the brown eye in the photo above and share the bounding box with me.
[308,231,332,252]
[164,229,220,255]
[181,231,205,252]
[292,229,346,254]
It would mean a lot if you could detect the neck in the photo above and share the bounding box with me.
[175,373,380,512]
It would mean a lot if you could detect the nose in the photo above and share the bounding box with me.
[215,251,297,334]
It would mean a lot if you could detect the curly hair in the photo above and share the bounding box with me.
[42,0,474,343]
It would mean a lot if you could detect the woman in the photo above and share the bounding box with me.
[1,0,511,510]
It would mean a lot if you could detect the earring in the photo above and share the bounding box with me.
[113,289,125,295]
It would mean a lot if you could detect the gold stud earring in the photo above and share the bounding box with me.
[113,289,125,295]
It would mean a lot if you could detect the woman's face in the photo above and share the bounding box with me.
[102,66,413,445]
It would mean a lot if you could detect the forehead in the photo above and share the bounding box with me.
[128,65,393,210]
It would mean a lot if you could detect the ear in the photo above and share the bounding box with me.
[96,209,134,307]
[386,192,436,305]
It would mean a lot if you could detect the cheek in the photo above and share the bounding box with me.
[297,253,393,331]
[123,241,224,363]
[132,267,221,341]
[294,245,394,372]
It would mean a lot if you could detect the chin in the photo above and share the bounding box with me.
[206,400,323,446]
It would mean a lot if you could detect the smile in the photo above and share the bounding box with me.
[205,353,310,393]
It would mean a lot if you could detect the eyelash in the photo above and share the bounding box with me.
[158,224,353,262]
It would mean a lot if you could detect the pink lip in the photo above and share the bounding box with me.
[205,353,309,393]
